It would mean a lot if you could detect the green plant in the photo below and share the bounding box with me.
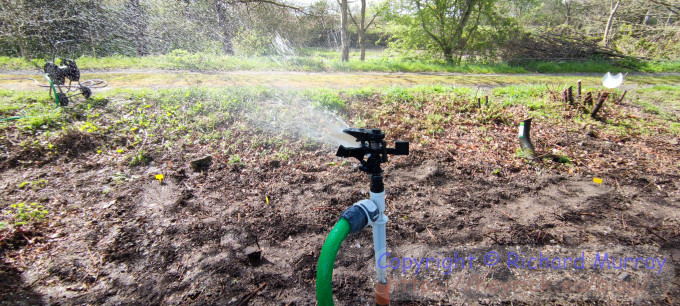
[4,202,49,226]
[129,151,153,166]
[228,154,245,168]
[32,179,48,190]
[553,155,572,164]
[305,90,346,111]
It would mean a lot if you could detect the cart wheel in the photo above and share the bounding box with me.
[57,93,69,106]
[80,86,92,99]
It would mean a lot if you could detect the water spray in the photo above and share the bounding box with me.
[316,128,409,306]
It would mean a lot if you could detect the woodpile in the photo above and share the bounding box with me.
[502,26,629,64]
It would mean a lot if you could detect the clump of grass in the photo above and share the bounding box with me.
[304,90,345,111]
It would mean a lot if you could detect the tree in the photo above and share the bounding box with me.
[648,0,680,14]
[340,0,350,61]
[0,0,112,59]
[214,0,236,54]
[603,0,622,46]
[564,0,572,25]
[349,0,378,61]
[126,0,149,56]
[386,0,498,64]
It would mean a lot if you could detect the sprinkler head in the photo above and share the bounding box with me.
[336,128,409,175]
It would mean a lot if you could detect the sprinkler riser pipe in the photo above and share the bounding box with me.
[370,191,386,213]
[370,190,389,305]
[519,119,536,158]
[370,174,385,193]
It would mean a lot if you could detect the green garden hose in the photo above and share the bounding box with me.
[0,74,60,122]
[316,218,351,306]
[45,73,59,107]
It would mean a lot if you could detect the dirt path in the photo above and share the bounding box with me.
[2,70,679,91]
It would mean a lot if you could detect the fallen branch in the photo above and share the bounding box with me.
[238,282,267,306]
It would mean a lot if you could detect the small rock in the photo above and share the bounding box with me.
[618,272,631,281]
[102,200,116,209]
[190,156,212,172]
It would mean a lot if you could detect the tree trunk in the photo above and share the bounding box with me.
[603,0,621,47]
[128,0,148,56]
[444,48,454,65]
[340,0,349,61]
[643,7,652,25]
[667,11,675,25]
[565,0,571,26]
[359,0,366,61]
[214,0,234,54]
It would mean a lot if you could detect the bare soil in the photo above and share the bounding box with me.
[0,81,679,305]
[1,136,678,305]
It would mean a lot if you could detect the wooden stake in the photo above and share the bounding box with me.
[591,91,610,118]
[484,95,489,106]
[616,90,628,104]
[567,86,574,105]
[584,92,593,106]
[577,80,582,101]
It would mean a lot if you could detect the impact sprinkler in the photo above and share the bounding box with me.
[316,128,409,306]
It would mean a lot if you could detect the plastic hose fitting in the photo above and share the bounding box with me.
[340,199,379,234]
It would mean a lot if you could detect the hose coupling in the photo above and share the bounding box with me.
[339,199,379,234]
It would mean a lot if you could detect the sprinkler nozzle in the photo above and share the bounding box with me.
[336,128,409,176]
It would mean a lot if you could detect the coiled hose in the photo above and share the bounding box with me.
[316,218,351,306]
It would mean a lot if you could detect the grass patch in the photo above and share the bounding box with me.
[3,49,679,73]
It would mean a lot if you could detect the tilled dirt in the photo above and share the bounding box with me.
[0,138,678,305]
[1,82,679,305]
